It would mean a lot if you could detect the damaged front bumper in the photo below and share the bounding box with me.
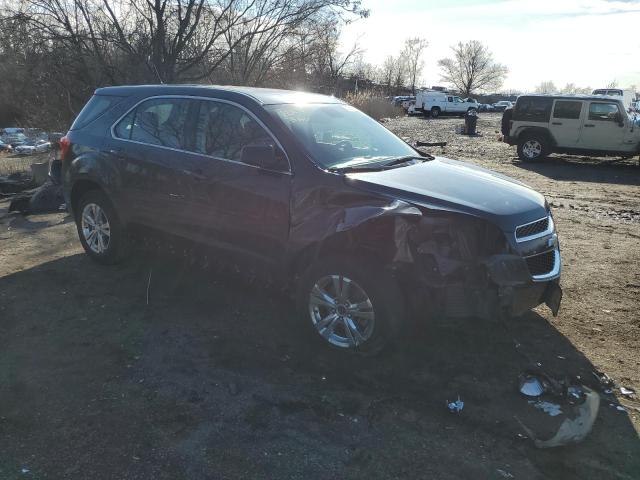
[398,212,563,319]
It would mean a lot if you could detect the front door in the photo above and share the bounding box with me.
[550,100,583,147]
[177,99,291,270]
[579,101,628,151]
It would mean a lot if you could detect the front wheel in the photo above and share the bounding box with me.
[517,135,548,162]
[75,189,129,264]
[296,257,405,355]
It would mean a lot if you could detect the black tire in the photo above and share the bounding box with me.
[517,134,549,162]
[296,256,405,355]
[430,107,440,118]
[75,189,129,265]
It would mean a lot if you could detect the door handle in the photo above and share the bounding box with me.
[584,124,595,128]
[551,122,562,125]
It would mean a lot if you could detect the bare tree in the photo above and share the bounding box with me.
[0,0,368,125]
[606,79,618,88]
[306,18,361,93]
[401,37,428,94]
[377,55,406,95]
[534,81,557,94]
[560,83,591,94]
[437,40,508,96]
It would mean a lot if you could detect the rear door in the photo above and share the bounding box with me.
[109,96,200,232]
[579,101,628,151]
[550,100,583,147]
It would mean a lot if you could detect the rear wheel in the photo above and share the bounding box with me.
[431,107,441,118]
[75,190,129,264]
[517,134,548,162]
[296,256,405,355]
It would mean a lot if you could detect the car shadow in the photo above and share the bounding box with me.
[511,155,640,186]
[0,252,638,479]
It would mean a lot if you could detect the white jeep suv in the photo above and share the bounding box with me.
[506,95,640,162]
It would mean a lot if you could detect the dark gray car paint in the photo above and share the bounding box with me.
[63,85,562,319]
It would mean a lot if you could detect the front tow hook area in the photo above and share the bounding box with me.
[544,281,563,316]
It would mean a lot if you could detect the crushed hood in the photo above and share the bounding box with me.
[345,157,547,232]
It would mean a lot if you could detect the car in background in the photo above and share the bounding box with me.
[14,139,51,155]
[1,127,25,135]
[478,103,495,112]
[414,90,479,117]
[592,89,634,110]
[0,139,12,152]
[505,94,640,161]
[1,133,29,148]
[493,101,513,112]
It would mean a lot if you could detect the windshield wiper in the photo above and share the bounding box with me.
[378,155,430,168]
[329,154,433,173]
[328,164,388,173]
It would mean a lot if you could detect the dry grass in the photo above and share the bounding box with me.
[344,92,404,121]
[0,153,45,177]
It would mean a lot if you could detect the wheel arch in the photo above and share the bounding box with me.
[516,126,556,148]
[70,179,106,217]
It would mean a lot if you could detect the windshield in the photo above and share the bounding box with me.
[265,103,417,169]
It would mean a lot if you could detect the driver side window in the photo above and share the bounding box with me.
[588,103,620,122]
[194,100,274,163]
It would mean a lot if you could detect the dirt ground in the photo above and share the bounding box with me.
[0,113,639,479]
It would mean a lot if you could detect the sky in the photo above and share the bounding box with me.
[339,0,640,92]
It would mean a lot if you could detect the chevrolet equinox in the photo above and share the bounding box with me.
[62,85,562,354]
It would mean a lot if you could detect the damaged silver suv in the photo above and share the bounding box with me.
[62,85,562,354]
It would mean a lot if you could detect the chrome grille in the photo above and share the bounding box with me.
[516,216,551,241]
[525,250,556,276]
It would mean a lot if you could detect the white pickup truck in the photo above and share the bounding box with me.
[410,90,479,118]
[592,88,634,111]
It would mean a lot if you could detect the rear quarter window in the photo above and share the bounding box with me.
[513,97,553,122]
[71,95,124,130]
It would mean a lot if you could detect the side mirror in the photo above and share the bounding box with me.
[240,144,288,172]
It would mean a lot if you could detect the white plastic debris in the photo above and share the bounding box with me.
[496,469,514,479]
[529,400,563,417]
[519,377,545,397]
[620,387,636,397]
[447,396,464,413]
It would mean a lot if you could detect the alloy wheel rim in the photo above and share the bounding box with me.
[523,140,542,158]
[308,275,375,349]
[81,203,111,254]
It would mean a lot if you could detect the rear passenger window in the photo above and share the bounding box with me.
[115,98,194,149]
[194,101,273,163]
[71,95,123,130]
[553,101,582,119]
[513,97,553,122]
[588,103,620,121]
